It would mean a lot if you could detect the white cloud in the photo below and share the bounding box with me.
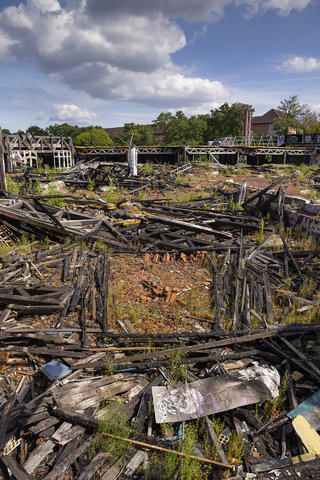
[37,110,49,120]
[0,0,314,112]
[282,57,320,73]
[236,0,312,16]
[61,64,230,108]
[168,102,222,116]
[50,104,102,124]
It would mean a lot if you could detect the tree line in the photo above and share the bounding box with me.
[2,96,319,147]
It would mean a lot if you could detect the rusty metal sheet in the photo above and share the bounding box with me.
[152,374,271,423]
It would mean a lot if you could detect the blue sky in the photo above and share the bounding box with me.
[0,0,319,132]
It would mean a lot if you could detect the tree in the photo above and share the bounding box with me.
[1,129,11,134]
[152,112,173,132]
[138,125,154,145]
[46,123,84,142]
[26,125,46,136]
[298,105,320,133]
[164,111,189,145]
[75,127,113,146]
[272,95,303,135]
[153,111,212,145]
[188,114,211,144]
[110,123,154,146]
[209,102,255,138]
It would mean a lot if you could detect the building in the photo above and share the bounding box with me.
[252,109,288,135]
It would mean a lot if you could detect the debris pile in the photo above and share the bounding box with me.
[1,169,320,479]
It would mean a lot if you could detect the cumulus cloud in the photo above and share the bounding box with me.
[37,110,49,120]
[282,57,320,73]
[236,0,312,17]
[0,0,314,111]
[50,104,102,124]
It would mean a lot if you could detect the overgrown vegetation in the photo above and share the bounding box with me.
[226,431,245,462]
[263,371,289,416]
[6,177,20,195]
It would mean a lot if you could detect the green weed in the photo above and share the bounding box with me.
[104,353,115,376]
[263,371,289,416]
[87,177,96,191]
[226,431,245,462]
[6,177,20,195]
[169,349,187,384]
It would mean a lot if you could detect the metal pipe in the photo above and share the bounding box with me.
[101,432,231,469]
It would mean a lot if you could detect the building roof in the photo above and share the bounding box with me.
[253,109,285,124]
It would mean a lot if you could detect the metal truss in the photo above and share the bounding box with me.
[186,146,239,155]
[187,145,315,156]
[137,146,179,155]
[77,147,129,155]
[251,147,315,156]
[1,133,73,153]
[77,146,180,155]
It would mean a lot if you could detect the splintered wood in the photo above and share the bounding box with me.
[2,170,320,479]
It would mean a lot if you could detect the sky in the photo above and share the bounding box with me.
[0,0,320,132]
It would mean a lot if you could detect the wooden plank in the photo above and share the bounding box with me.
[54,380,136,411]
[29,417,60,435]
[0,309,11,323]
[63,254,70,282]
[0,294,61,306]
[145,214,233,239]
[52,424,85,446]
[77,451,109,480]
[101,459,122,480]
[71,331,277,369]
[134,393,151,432]
[123,450,148,477]
[42,434,95,480]
[23,439,55,474]
[0,391,17,448]
[0,455,31,480]
[19,410,51,426]
[264,271,274,324]
[233,231,244,329]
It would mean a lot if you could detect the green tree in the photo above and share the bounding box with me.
[272,95,303,135]
[298,105,320,133]
[187,114,211,144]
[138,125,154,145]
[209,102,255,138]
[75,127,113,146]
[110,131,126,146]
[164,111,189,145]
[111,123,154,146]
[1,128,11,134]
[46,123,85,142]
[152,112,174,142]
[153,111,212,145]
[26,125,47,136]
